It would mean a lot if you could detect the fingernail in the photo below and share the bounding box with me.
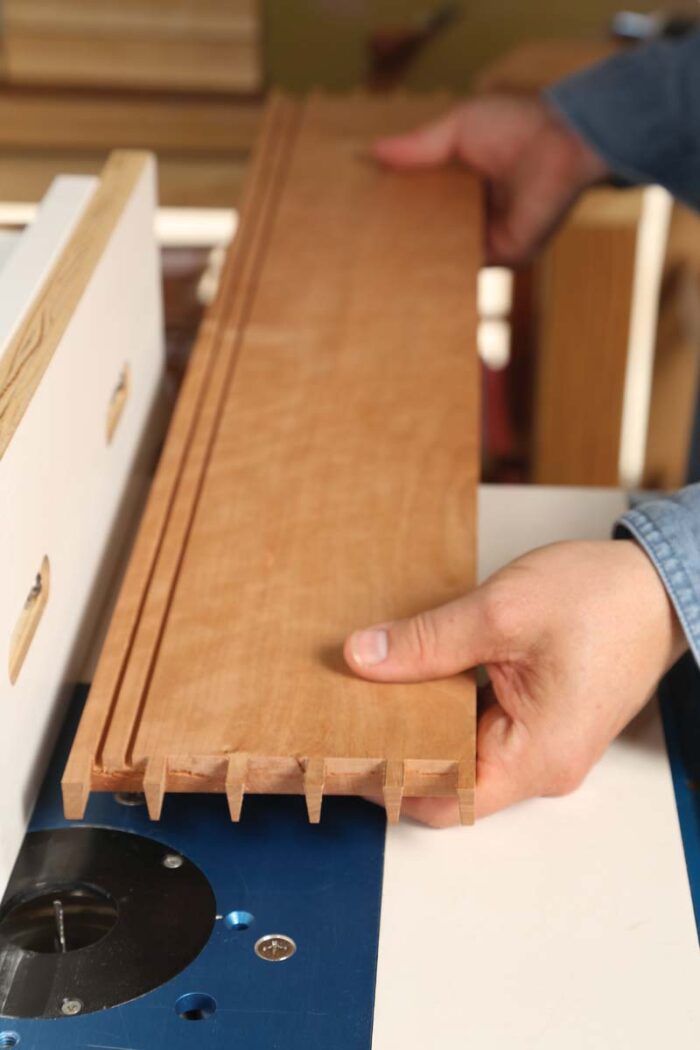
[351,628,388,667]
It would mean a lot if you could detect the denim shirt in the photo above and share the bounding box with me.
[616,490,700,664]
[545,33,700,658]
[547,30,700,212]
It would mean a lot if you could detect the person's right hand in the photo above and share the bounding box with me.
[373,95,610,266]
[345,539,687,826]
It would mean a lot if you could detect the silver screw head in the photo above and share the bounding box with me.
[113,791,146,807]
[255,934,297,962]
[61,998,83,1016]
[162,853,183,870]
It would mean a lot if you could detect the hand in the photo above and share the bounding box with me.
[344,540,687,826]
[373,95,609,265]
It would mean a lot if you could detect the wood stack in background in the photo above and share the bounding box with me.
[0,0,264,207]
[475,38,619,94]
[0,0,262,92]
[532,189,645,487]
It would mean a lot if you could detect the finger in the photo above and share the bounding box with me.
[372,111,462,168]
[365,711,538,825]
[361,792,461,828]
[401,797,461,828]
[487,130,585,265]
[399,708,593,825]
[395,708,545,826]
[344,591,492,683]
[399,708,538,826]
[475,702,561,817]
[488,182,576,266]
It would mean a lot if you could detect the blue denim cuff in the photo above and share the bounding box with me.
[545,31,700,213]
[616,499,700,666]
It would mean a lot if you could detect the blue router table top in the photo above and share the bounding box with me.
[1,686,386,1050]
[2,657,699,1050]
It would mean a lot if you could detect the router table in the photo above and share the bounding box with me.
[1,120,700,1047]
[1,484,699,1048]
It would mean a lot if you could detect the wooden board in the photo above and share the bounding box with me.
[2,0,259,38]
[0,87,261,153]
[0,151,156,457]
[532,187,671,487]
[0,77,261,211]
[474,39,620,94]
[0,0,262,94]
[63,93,481,825]
[643,205,700,490]
[532,189,643,486]
[0,32,261,93]
[0,149,250,209]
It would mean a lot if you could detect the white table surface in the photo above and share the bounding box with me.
[373,484,700,1049]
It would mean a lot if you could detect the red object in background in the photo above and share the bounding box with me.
[367,3,462,90]
[481,267,537,483]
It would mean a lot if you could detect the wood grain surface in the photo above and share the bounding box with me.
[1,158,165,897]
[0,0,263,94]
[533,189,643,486]
[2,0,260,38]
[643,205,700,491]
[0,87,261,153]
[0,150,250,209]
[1,31,261,93]
[63,93,481,825]
[0,150,153,459]
[475,39,620,94]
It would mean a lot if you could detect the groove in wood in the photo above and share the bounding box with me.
[304,758,327,824]
[225,753,249,821]
[62,93,480,824]
[457,761,475,827]
[61,753,92,820]
[143,754,168,820]
[383,760,405,826]
[8,555,50,685]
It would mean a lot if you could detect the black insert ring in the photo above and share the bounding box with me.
[0,828,216,1020]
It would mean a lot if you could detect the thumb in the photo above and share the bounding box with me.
[344,592,490,683]
[371,111,462,168]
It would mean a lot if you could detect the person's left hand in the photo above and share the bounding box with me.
[371,95,608,265]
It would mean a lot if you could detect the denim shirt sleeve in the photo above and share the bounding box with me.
[615,484,700,664]
[545,30,700,213]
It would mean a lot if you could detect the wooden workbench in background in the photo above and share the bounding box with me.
[477,38,700,490]
[0,0,264,207]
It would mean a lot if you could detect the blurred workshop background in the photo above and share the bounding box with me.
[1,0,699,492]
